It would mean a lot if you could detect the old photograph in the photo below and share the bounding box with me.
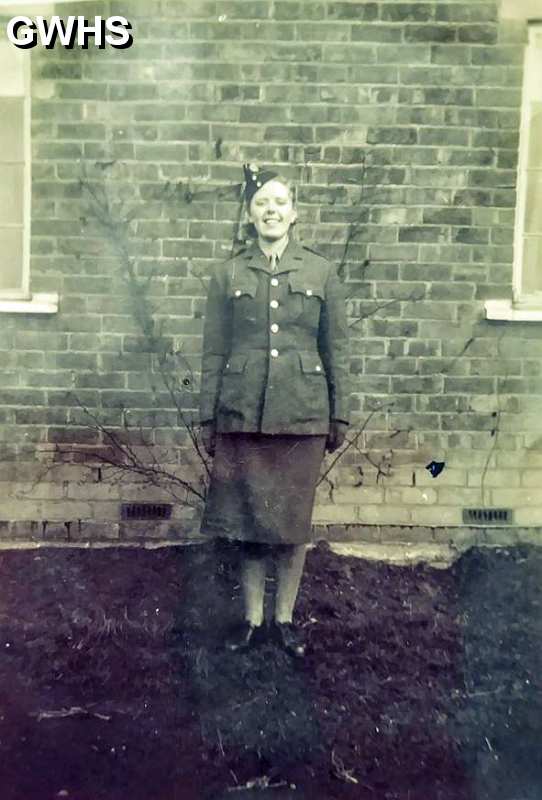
[0,0,541,797]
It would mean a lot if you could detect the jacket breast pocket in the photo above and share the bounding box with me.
[287,275,325,320]
[227,278,258,323]
[227,272,258,301]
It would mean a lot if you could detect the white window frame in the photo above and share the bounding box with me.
[486,12,542,321]
[0,42,31,302]
[512,22,542,307]
[0,0,76,313]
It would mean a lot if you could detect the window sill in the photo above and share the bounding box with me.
[485,299,542,322]
[0,292,59,314]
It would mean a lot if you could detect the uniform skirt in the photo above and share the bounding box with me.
[200,433,327,546]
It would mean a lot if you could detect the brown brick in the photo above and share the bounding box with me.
[379,525,437,543]
[458,25,498,45]
[367,127,418,145]
[377,44,431,64]
[404,25,457,43]
[327,2,378,21]
[358,506,412,525]
[392,376,443,394]
[431,44,472,65]
[72,521,120,540]
[409,507,461,525]
[271,2,324,20]
[351,24,402,43]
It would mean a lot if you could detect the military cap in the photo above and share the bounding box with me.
[242,163,279,205]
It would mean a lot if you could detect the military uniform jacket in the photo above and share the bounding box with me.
[199,239,351,435]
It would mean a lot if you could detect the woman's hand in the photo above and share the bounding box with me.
[201,422,217,457]
[326,420,348,453]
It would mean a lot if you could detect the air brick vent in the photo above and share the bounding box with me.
[462,508,513,525]
[121,503,172,521]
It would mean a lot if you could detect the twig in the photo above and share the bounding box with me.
[31,706,112,722]
[216,727,225,757]
[318,404,387,485]
[331,747,359,784]
[76,399,206,503]
[226,776,290,792]
[348,290,425,329]
[338,157,368,276]
[78,165,211,501]
[440,337,475,376]
[227,691,275,712]
[465,686,507,699]
[480,327,508,505]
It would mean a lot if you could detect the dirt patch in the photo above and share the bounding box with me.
[0,542,540,800]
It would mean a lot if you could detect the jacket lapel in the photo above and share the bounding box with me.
[243,243,270,274]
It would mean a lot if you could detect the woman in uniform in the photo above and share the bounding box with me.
[199,164,350,658]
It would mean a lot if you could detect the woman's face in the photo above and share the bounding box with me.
[248,179,297,242]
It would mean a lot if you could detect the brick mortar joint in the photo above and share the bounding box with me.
[2,521,541,534]
[313,523,542,534]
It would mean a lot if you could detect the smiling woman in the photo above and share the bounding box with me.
[247,170,297,245]
[198,163,351,659]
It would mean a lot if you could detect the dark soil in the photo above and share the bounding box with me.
[0,541,540,800]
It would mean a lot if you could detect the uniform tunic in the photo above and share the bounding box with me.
[199,239,350,545]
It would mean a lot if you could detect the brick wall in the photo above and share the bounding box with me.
[1,0,541,546]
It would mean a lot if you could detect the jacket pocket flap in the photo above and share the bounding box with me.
[224,353,249,374]
[288,274,325,300]
[228,273,258,299]
[229,285,257,299]
[298,352,325,375]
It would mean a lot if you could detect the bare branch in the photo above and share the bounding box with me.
[349,290,425,329]
[318,403,388,485]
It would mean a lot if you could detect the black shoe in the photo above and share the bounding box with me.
[224,621,265,652]
[270,621,306,658]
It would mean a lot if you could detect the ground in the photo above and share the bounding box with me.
[0,541,540,800]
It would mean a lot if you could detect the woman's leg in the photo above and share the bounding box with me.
[274,544,308,623]
[241,555,267,626]
[225,543,268,651]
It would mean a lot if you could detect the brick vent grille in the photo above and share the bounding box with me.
[462,508,513,525]
[121,503,172,521]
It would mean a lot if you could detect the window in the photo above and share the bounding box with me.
[486,17,542,321]
[0,40,30,300]
[514,22,542,305]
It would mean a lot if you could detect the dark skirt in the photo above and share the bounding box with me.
[200,433,327,546]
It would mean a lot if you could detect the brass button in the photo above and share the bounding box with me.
[270,348,279,358]
[234,289,242,297]
[271,278,279,287]
[315,365,322,372]
[270,300,279,309]
[306,289,313,296]
[270,323,279,333]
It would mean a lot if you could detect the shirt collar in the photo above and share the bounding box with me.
[242,238,304,274]
[257,236,289,264]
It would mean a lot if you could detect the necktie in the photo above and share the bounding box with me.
[269,253,278,272]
